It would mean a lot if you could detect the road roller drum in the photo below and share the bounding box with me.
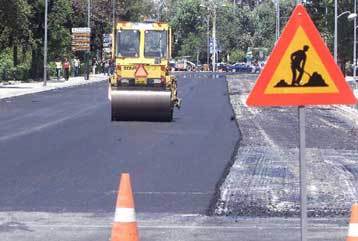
[111,89,173,121]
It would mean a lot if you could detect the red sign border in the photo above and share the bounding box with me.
[247,4,357,106]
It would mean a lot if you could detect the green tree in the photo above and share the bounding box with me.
[0,0,32,66]
[178,32,206,62]
[48,0,73,60]
[251,1,276,50]
[170,0,206,59]
[229,49,246,63]
[27,0,46,79]
[216,4,255,61]
[72,0,154,60]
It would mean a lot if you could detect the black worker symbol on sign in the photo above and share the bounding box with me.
[291,45,309,86]
[275,45,328,88]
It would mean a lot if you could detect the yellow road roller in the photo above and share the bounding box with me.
[109,21,181,121]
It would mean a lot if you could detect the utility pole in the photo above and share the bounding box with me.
[354,0,357,81]
[275,0,280,42]
[200,0,222,72]
[334,0,338,62]
[85,0,91,80]
[112,0,117,63]
[112,0,116,30]
[87,0,91,29]
[112,0,116,60]
[212,9,216,72]
[207,17,210,66]
[43,0,48,86]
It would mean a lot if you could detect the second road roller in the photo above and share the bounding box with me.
[109,21,181,121]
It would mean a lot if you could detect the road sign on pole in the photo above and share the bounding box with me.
[103,33,112,57]
[247,4,357,107]
[71,27,91,52]
[246,4,357,241]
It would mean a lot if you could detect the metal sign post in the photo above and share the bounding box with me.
[86,0,91,80]
[298,105,307,241]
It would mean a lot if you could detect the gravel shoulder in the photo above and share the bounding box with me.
[215,74,358,217]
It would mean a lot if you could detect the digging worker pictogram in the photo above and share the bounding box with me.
[291,45,309,86]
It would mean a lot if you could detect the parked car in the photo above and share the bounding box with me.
[228,63,252,73]
[169,60,176,71]
[250,62,264,73]
[175,59,196,71]
[346,77,358,90]
[216,62,229,72]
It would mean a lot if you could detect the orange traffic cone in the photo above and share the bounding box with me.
[347,204,358,241]
[111,173,139,241]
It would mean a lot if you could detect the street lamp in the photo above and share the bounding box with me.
[85,0,91,80]
[213,9,217,72]
[205,16,210,66]
[353,0,357,81]
[272,0,280,42]
[200,1,226,72]
[112,0,116,30]
[334,3,357,62]
[276,1,280,42]
[43,0,48,86]
[200,15,210,66]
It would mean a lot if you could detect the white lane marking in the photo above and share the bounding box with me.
[348,223,358,237]
[10,223,348,230]
[114,208,136,223]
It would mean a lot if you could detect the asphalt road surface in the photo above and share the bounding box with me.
[0,72,238,214]
[0,73,351,240]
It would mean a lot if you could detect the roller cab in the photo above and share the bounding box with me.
[110,21,180,122]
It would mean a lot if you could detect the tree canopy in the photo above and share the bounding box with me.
[0,0,357,80]
[0,0,154,80]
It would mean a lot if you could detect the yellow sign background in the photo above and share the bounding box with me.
[265,27,338,94]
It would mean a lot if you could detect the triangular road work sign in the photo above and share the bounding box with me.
[247,4,357,106]
[135,64,148,78]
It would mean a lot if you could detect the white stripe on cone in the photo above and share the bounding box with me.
[348,223,358,237]
[114,208,136,223]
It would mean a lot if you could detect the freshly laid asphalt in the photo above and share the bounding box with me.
[0,72,239,214]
